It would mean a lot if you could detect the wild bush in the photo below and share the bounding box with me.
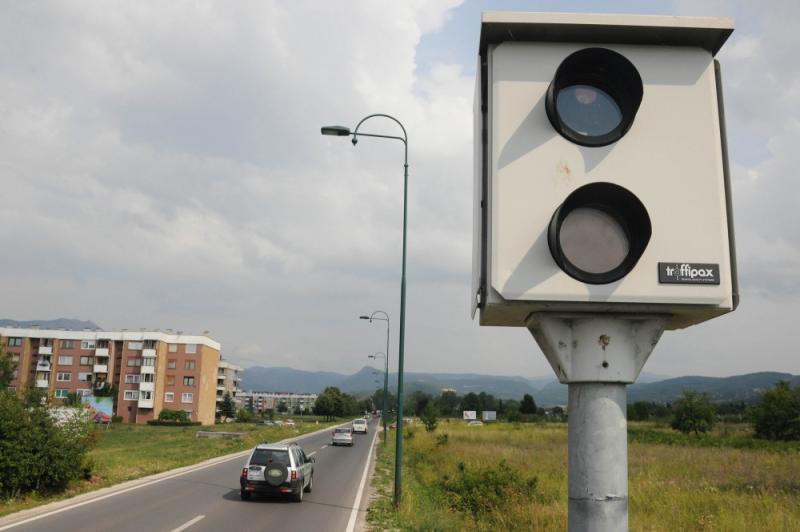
[436,460,537,517]
[158,409,190,423]
[0,392,94,499]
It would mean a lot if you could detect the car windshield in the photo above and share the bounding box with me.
[335,428,351,434]
[250,449,290,466]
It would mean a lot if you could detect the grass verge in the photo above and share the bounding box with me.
[0,419,339,518]
[367,420,800,531]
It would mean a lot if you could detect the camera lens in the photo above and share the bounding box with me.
[546,48,643,147]
[556,85,622,137]
[548,183,651,284]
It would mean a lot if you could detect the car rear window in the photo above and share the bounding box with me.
[335,428,351,433]
[250,449,290,466]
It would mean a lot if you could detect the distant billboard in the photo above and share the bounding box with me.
[82,396,113,423]
[463,410,477,421]
[482,411,497,422]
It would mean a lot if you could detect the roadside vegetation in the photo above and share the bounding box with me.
[368,421,800,531]
[367,383,800,531]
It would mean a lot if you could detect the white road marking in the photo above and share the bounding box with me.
[170,515,205,532]
[307,451,317,457]
[345,427,379,532]
[321,444,328,449]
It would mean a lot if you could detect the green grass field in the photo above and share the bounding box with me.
[367,421,800,531]
[0,419,338,518]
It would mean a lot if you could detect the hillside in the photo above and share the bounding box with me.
[240,366,798,406]
[0,318,100,330]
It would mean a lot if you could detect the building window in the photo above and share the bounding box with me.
[41,338,54,347]
[144,340,157,349]
[167,375,175,386]
[142,358,155,367]
[7,338,22,347]
[97,340,109,348]
[140,391,152,400]
[11,354,20,362]
[183,376,195,387]
[57,372,72,382]
[181,393,193,403]
[55,389,70,398]
[77,389,92,397]
[184,360,196,370]
[167,359,176,369]
[81,340,96,350]
[185,344,197,354]
[78,372,93,382]
[165,392,174,402]
[141,373,154,383]
[125,374,141,384]
[80,356,95,365]
[60,340,75,349]
[57,355,73,365]
[128,341,143,350]
[127,358,142,367]
[124,391,140,401]
[168,343,178,353]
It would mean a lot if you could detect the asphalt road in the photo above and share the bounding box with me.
[2,418,379,532]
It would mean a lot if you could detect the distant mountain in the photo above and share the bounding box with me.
[0,318,100,330]
[240,366,798,407]
[628,372,800,404]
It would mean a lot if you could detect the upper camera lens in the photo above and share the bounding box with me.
[546,48,643,147]
[556,85,622,137]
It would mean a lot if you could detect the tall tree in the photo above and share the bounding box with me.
[0,342,17,390]
[671,390,716,435]
[220,392,236,419]
[751,381,800,441]
[520,394,537,414]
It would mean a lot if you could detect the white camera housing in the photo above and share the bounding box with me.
[472,12,738,330]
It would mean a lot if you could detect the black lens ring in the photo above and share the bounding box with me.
[548,183,651,284]
[546,48,643,147]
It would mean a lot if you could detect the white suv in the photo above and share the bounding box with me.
[352,418,368,434]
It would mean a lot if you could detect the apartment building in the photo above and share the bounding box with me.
[1,327,221,425]
[240,391,317,414]
[216,359,243,410]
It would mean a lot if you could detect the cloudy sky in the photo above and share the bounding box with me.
[1,1,797,379]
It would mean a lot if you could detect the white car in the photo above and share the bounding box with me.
[352,418,368,434]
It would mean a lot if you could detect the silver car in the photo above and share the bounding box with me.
[331,426,354,446]
[240,442,314,502]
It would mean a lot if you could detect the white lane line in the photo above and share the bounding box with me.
[0,424,339,531]
[345,428,380,532]
[307,451,317,457]
[170,515,205,532]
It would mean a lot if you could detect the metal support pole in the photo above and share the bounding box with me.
[568,382,628,531]
[527,313,668,532]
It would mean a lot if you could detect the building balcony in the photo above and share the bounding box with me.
[95,348,110,357]
[138,398,154,409]
[139,381,155,392]
[36,362,51,371]
[93,364,108,373]
[142,348,156,358]
[35,379,49,388]
[140,365,155,375]
[217,384,225,391]
[38,346,53,355]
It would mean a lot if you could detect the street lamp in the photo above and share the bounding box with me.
[324,115,409,508]
[368,350,388,444]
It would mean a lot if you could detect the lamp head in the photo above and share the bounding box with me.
[321,125,351,137]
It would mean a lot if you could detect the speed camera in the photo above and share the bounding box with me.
[472,12,738,331]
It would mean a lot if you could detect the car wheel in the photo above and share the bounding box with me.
[293,485,303,502]
[240,490,251,501]
[304,474,313,493]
